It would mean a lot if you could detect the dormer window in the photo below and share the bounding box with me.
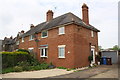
[29,35,34,40]
[41,31,48,38]
[21,37,24,42]
[91,30,94,37]
[59,26,65,35]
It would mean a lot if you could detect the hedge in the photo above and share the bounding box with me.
[1,51,33,69]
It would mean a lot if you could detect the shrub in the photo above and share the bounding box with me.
[14,66,23,72]
[40,63,49,69]
[17,49,30,54]
[57,67,67,69]
[2,51,30,69]
[2,67,14,74]
[88,56,93,62]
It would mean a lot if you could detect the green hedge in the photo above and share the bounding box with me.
[2,51,33,69]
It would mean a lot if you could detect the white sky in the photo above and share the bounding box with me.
[0,0,119,49]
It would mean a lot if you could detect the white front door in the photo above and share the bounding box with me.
[91,47,95,63]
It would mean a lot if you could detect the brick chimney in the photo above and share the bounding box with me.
[21,30,24,34]
[30,24,34,29]
[46,10,53,22]
[82,3,89,25]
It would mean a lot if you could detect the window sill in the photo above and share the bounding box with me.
[58,33,65,35]
[41,56,48,58]
[41,36,48,38]
[58,57,65,58]
[29,39,34,41]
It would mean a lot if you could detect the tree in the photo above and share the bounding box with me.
[111,45,120,51]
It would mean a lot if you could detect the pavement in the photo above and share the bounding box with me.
[1,69,73,78]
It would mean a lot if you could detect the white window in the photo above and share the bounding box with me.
[58,45,66,58]
[59,26,65,35]
[21,37,24,42]
[91,31,94,37]
[41,31,48,38]
[29,35,34,40]
[16,41,19,45]
[28,48,34,53]
[40,46,48,57]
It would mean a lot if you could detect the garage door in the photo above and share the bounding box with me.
[102,51,118,64]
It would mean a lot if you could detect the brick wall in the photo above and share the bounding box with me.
[19,23,98,68]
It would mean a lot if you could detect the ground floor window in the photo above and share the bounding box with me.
[28,48,34,53]
[40,45,48,57]
[58,45,66,58]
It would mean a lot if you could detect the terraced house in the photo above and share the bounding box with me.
[19,3,100,68]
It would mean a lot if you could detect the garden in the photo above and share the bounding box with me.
[1,49,54,74]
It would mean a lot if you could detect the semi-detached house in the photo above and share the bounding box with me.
[19,3,100,68]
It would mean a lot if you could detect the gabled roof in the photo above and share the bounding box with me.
[21,12,100,38]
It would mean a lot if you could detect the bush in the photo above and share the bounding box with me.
[17,49,30,54]
[2,67,14,74]
[2,51,31,69]
[14,66,23,72]
[88,56,93,62]
[57,67,67,69]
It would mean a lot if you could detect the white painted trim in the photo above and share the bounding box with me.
[58,56,65,58]
[58,26,65,35]
[58,45,66,47]
[91,46,95,48]
[28,47,34,50]
[41,31,48,38]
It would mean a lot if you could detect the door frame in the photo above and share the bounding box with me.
[91,46,95,63]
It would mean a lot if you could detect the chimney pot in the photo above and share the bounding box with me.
[21,30,24,34]
[46,10,53,22]
[30,24,34,29]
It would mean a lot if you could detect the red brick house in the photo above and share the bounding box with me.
[19,3,100,68]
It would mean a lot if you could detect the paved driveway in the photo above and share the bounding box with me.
[50,64,118,78]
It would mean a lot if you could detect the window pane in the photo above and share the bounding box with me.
[59,47,65,57]
[41,49,44,56]
[42,31,47,37]
[59,27,65,34]
[45,48,47,56]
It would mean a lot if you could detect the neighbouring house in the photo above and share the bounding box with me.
[0,40,3,52]
[19,3,100,68]
[2,32,21,52]
[101,50,118,64]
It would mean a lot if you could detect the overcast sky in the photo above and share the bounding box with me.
[0,0,119,49]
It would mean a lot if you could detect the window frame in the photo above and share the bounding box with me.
[40,46,48,58]
[28,47,34,53]
[21,37,24,42]
[29,35,34,41]
[58,26,65,35]
[16,41,19,45]
[91,30,94,37]
[41,30,48,38]
[58,45,66,58]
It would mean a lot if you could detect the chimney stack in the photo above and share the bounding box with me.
[82,3,89,25]
[46,10,53,22]
[30,24,34,29]
[21,30,24,34]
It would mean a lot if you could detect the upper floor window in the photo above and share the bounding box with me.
[16,41,19,45]
[21,37,24,42]
[91,31,94,37]
[29,35,34,40]
[59,26,65,35]
[41,31,48,38]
